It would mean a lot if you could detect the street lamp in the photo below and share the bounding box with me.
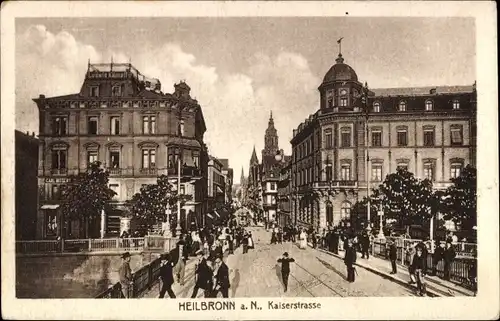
[362,82,372,233]
[176,158,182,237]
[376,197,385,239]
[275,150,283,162]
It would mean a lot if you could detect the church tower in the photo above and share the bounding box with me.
[262,111,279,159]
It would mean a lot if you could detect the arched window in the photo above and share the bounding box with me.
[425,99,434,111]
[373,102,381,113]
[452,99,460,110]
[398,100,407,112]
[340,201,352,220]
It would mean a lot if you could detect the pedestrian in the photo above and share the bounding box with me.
[158,253,176,298]
[410,246,427,296]
[277,228,283,244]
[299,229,307,250]
[344,239,357,282]
[271,231,277,244]
[118,252,133,298]
[389,240,398,274]
[431,241,445,276]
[443,241,456,281]
[242,232,249,254]
[248,232,255,250]
[191,250,213,298]
[171,236,188,286]
[332,229,339,254]
[360,232,370,259]
[213,256,230,298]
[277,252,295,292]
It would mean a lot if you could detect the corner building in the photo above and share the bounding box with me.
[290,53,476,230]
[34,62,209,239]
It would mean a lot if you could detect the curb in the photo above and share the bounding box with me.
[314,247,442,297]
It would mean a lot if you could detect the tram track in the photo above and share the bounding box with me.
[290,261,346,297]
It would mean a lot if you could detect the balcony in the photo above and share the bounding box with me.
[167,166,202,180]
[139,168,158,176]
[107,168,122,176]
[50,168,68,176]
[313,180,358,189]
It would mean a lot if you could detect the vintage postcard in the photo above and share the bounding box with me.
[1,1,498,320]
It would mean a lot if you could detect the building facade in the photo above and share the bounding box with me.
[34,62,209,239]
[290,53,477,231]
[15,130,39,240]
[207,156,226,219]
[277,157,292,227]
[219,159,234,204]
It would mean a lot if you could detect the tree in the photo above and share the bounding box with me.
[375,168,439,228]
[350,197,378,231]
[61,162,116,238]
[442,165,477,231]
[125,175,192,233]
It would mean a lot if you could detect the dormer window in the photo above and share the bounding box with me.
[398,100,407,112]
[425,99,433,111]
[452,99,460,110]
[90,86,99,97]
[373,102,381,112]
[112,85,122,97]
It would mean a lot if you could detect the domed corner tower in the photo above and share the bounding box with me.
[318,53,365,112]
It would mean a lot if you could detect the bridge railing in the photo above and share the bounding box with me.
[15,236,177,255]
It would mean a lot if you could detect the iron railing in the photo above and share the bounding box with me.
[16,236,177,254]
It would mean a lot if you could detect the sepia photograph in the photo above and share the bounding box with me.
[1,1,498,320]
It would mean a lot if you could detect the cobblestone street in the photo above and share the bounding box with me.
[144,227,416,298]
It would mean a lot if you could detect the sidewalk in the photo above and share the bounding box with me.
[310,245,474,297]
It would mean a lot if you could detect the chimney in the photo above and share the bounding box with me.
[39,94,45,99]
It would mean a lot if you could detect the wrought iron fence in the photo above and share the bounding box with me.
[16,236,176,254]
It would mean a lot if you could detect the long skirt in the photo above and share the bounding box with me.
[299,238,307,249]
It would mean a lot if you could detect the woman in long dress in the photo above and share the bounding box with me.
[299,230,307,249]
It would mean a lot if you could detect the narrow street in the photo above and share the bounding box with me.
[144,226,416,298]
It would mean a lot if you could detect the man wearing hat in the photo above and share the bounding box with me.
[344,238,357,283]
[119,252,133,298]
[171,235,188,285]
[159,253,176,298]
[191,250,213,298]
[277,252,295,292]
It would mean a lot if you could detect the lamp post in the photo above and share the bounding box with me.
[377,201,385,239]
[362,83,372,233]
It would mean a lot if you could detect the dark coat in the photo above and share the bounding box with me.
[170,241,189,264]
[194,258,213,290]
[159,261,175,285]
[277,257,295,274]
[215,262,230,289]
[410,253,427,272]
[389,244,398,261]
[344,247,357,266]
[443,247,456,262]
[434,246,445,260]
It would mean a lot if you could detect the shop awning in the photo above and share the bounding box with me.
[41,204,60,210]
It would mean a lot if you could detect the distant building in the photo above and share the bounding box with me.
[219,158,234,204]
[207,156,226,221]
[277,157,292,227]
[15,130,39,240]
[247,112,289,225]
[290,52,477,230]
[33,62,209,239]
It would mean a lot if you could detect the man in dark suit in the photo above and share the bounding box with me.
[389,240,398,274]
[119,252,133,298]
[171,235,189,285]
[277,252,295,292]
[344,239,357,282]
[242,233,249,254]
[191,250,213,298]
[158,253,176,298]
[213,256,230,298]
[443,242,456,281]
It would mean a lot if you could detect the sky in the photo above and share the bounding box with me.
[15,17,475,184]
